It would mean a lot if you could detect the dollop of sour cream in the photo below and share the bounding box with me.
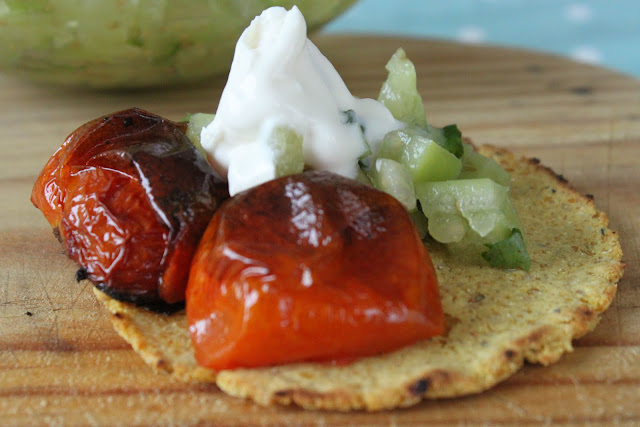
[201,6,402,196]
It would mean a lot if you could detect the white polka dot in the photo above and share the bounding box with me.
[457,27,487,44]
[570,46,602,64]
[565,3,593,24]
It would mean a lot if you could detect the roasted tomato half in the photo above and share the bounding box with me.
[31,108,228,309]
[187,171,445,369]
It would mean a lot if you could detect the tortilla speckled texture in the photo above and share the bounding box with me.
[93,145,624,411]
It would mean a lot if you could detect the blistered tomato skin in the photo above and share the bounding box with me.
[186,171,445,369]
[31,108,228,309]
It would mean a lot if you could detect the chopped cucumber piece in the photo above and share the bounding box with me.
[369,158,416,211]
[355,167,373,186]
[378,48,427,129]
[185,112,215,155]
[426,212,470,244]
[267,126,304,178]
[409,209,429,240]
[482,229,531,271]
[458,143,511,187]
[416,178,523,245]
[428,124,464,159]
[379,127,462,183]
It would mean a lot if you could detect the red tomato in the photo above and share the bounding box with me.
[187,171,445,369]
[31,108,228,308]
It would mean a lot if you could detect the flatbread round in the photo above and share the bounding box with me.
[93,145,624,411]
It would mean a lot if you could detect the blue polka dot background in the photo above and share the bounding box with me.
[325,0,638,77]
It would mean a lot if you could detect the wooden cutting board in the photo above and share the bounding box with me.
[1,35,638,425]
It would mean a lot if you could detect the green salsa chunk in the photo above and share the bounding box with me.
[377,48,427,129]
[482,229,531,271]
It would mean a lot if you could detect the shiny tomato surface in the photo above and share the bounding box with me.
[31,108,228,308]
[187,171,445,369]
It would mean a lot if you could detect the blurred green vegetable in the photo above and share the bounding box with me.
[0,0,356,88]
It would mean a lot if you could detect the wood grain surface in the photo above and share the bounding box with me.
[1,35,639,425]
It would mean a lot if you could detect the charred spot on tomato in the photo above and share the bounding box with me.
[75,267,88,282]
[186,171,445,370]
[96,282,186,314]
[31,108,229,309]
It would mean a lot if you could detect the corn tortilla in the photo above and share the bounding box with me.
[93,145,624,411]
